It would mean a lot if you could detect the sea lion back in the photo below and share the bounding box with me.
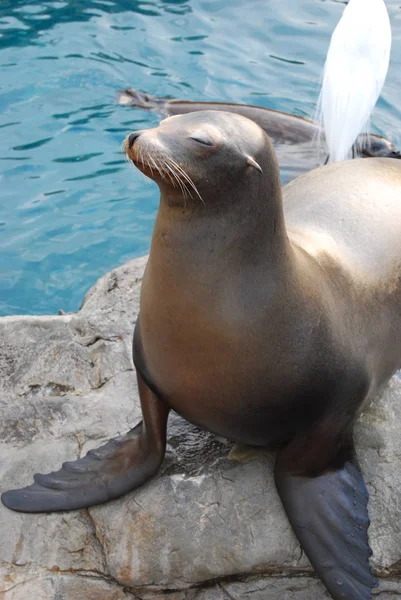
[283,158,401,281]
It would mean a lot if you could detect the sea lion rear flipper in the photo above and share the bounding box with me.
[1,371,170,513]
[275,447,377,600]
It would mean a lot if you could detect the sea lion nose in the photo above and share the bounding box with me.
[128,131,142,149]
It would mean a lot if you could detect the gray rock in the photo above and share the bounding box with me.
[0,572,137,600]
[1,256,401,598]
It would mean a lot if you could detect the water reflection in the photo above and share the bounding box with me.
[0,0,192,49]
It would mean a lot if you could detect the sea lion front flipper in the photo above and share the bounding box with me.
[1,371,170,513]
[275,447,377,600]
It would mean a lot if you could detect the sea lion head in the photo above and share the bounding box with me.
[360,134,401,159]
[124,111,281,207]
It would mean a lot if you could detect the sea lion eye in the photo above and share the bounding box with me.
[189,135,214,147]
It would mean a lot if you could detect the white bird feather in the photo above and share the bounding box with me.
[318,0,391,163]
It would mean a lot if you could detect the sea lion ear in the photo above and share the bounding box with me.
[246,156,263,174]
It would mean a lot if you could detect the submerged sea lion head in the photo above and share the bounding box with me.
[124,111,281,207]
[360,133,401,159]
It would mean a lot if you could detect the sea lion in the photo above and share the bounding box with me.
[3,111,401,600]
[117,87,401,159]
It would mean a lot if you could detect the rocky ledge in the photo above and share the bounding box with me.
[1,256,401,599]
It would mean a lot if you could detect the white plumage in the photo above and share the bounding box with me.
[318,0,391,163]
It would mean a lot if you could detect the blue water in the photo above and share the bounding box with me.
[1,0,400,316]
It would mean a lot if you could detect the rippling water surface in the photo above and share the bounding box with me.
[1,0,400,315]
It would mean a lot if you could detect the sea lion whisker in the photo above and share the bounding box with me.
[167,158,200,199]
[163,160,187,195]
[149,153,168,182]
[177,168,203,204]
[153,155,180,194]
[164,157,192,200]
[151,155,164,179]
[164,159,192,209]
[162,164,177,188]
[167,159,193,198]
[130,146,151,184]
[122,141,130,162]
[139,145,146,170]
[145,154,155,177]
[167,157,204,204]
[165,156,194,191]
[127,145,151,185]
[162,162,184,194]
[137,144,148,172]
[148,155,160,178]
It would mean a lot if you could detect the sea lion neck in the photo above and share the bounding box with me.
[153,168,290,272]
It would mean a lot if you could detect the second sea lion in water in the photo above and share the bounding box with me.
[117,87,401,172]
[3,111,401,600]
